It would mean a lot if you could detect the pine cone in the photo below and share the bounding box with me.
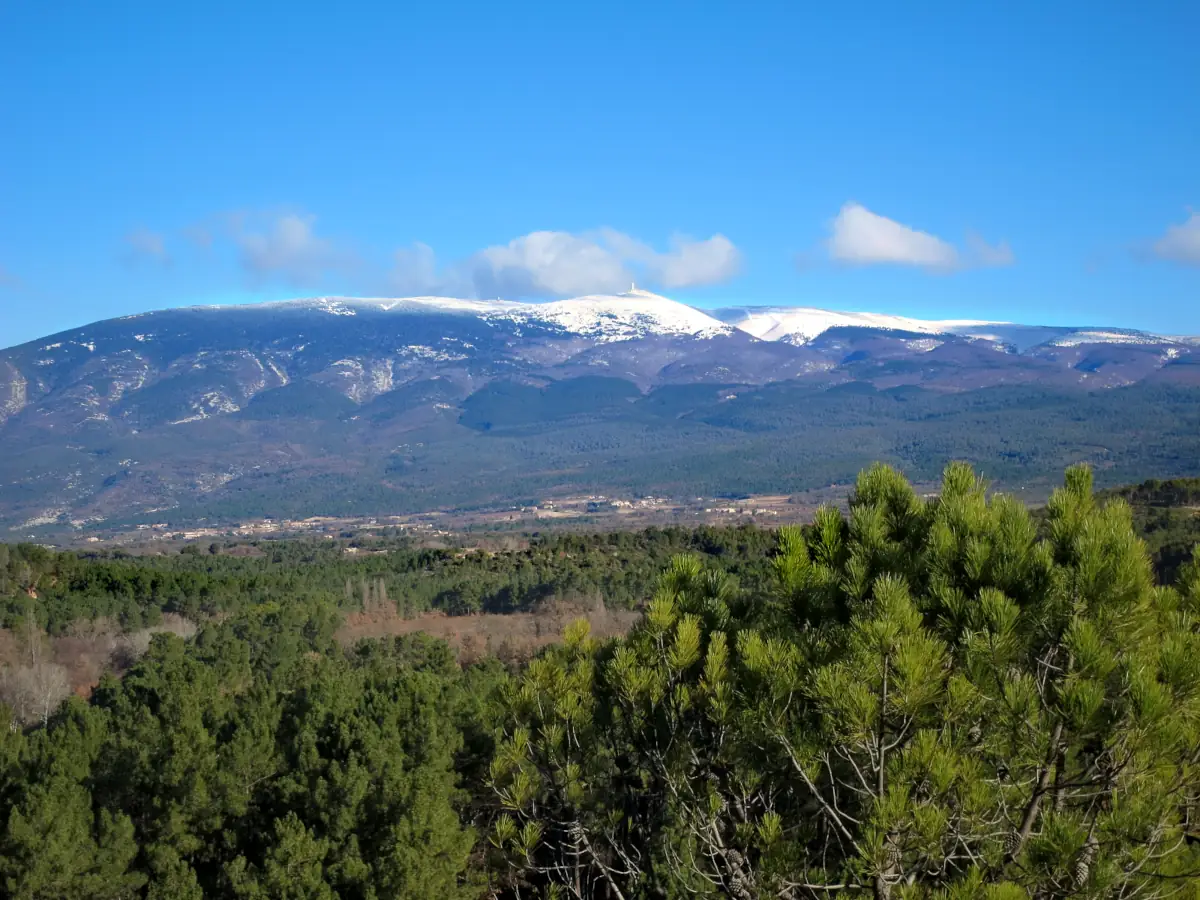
[1072,833,1098,888]
[1003,830,1021,858]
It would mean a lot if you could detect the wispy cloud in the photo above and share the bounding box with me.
[387,242,461,296]
[390,229,742,298]
[824,202,1012,272]
[123,228,170,265]
[599,230,742,289]
[1150,211,1200,266]
[966,231,1015,267]
[233,213,354,285]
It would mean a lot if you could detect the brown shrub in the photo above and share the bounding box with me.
[0,613,202,707]
[337,600,641,664]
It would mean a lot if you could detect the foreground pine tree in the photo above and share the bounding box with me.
[490,463,1200,899]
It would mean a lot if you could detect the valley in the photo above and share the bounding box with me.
[43,484,879,546]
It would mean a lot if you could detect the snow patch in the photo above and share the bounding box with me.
[322,358,397,402]
[370,360,394,396]
[168,392,241,425]
[399,345,469,362]
[265,357,291,386]
[1049,331,1172,347]
[904,338,942,353]
[312,298,357,316]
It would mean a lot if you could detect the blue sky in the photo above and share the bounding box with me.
[1,0,1197,348]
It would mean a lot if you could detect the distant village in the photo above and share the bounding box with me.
[58,488,857,548]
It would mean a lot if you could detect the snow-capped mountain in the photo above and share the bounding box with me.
[218,291,1190,350]
[1,289,1197,533]
[3,290,1195,433]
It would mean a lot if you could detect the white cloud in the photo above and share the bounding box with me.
[235,213,350,285]
[390,229,742,299]
[124,228,169,264]
[653,234,742,288]
[601,230,742,289]
[470,231,632,298]
[1152,211,1200,266]
[825,202,1011,272]
[828,203,958,269]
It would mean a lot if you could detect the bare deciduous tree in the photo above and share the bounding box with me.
[0,660,71,727]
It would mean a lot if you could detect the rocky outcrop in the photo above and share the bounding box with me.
[0,361,28,422]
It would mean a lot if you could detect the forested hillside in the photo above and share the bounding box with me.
[1,468,1200,897]
[1099,478,1200,586]
[0,526,778,633]
[6,368,1200,534]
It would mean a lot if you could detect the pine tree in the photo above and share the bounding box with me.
[0,777,144,899]
[491,463,1200,898]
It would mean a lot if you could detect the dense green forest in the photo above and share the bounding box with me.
[2,468,1200,897]
[0,526,780,634]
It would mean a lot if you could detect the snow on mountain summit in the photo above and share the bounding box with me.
[504,289,733,341]
[716,307,1193,349]
[235,293,1189,349]
[268,290,733,342]
[723,307,999,344]
[271,296,525,316]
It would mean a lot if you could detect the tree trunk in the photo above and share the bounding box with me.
[1004,720,1065,866]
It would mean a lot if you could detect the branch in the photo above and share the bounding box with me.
[1003,719,1064,867]
[878,653,889,798]
[779,736,861,850]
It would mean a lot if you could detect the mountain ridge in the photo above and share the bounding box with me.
[11,290,1194,356]
[2,291,1198,534]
